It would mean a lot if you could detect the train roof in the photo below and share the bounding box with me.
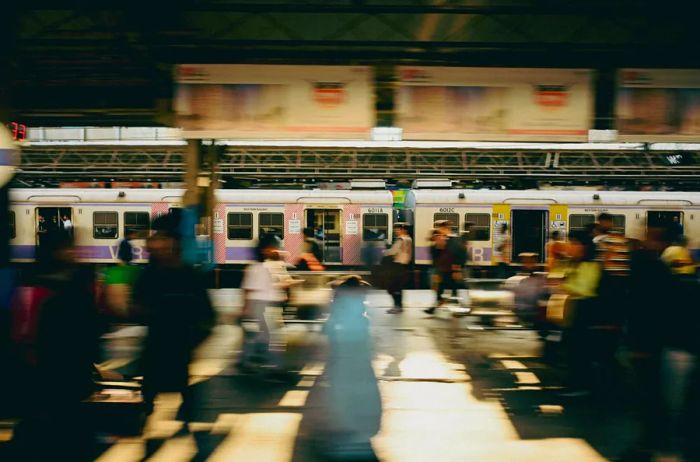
[9,188,393,205]
[407,189,700,206]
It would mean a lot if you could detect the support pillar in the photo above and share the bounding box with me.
[594,67,616,130]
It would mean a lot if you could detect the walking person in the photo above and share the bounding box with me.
[133,214,215,432]
[386,223,413,314]
[319,275,381,460]
[546,230,567,273]
[424,220,460,315]
[237,235,290,370]
[559,231,601,396]
[9,230,102,461]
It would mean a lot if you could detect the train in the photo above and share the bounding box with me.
[9,187,700,267]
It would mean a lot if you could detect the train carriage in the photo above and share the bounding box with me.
[407,189,700,266]
[8,188,395,266]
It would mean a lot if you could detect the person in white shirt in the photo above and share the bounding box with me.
[385,223,413,314]
[61,215,73,234]
[237,235,290,370]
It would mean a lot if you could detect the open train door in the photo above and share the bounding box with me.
[511,209,547,263]
[305,208,342,264]
[35,207,74,259]
[647,210,684,239]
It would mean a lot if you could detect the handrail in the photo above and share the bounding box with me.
[296,197,351,204]
[502,197,558,204]
[637,199,694,206]
[27,195,81,202]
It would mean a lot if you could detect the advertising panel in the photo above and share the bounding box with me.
[396,67,592,141]
[617,69,700,140]
[175,65,374,139]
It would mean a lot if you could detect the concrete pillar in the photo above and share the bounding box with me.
[184,139,202,207]
[594,67,616,130]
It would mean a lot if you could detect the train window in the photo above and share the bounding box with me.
[433,213,459,233]
[228,212,253,240]
[569,214,595,233]
[93,211,119,239]
[465,213,490,241]
[124,212,150,238]
[259,212,284,240]
[362,213,389,241]
[610,215,626,234]
[9,211,15,239]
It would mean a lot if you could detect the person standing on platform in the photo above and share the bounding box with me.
[495,223,512,279]
[424,220,459,315]
[117,229,136,265]
[385,223,413,314]
[133,214,215,432]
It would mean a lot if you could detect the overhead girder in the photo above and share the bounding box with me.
[15,146,700,186]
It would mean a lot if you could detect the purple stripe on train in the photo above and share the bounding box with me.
[10,244,148,261]
[10,245,35,259]
[226,247,255,261]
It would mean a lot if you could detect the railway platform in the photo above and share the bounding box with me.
[0,291,648,461]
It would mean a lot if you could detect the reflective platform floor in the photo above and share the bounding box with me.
[2,291,644,461]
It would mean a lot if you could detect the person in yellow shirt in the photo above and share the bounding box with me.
[661,235,696,277]
[560,230,602,396]
[546,230,568,274]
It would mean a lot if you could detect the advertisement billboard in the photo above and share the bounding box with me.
[395,67,593,141]
[617,69,700,140]
[175,65,374,139]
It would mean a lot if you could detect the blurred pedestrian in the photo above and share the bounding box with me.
[624,224,680,460]
[424,220,460,315]
[10,230,102,461]
[560,230,601,396]
[512,252,549,329]
[385,223,412,314]
[117,229,137,265]
[303,227,323,263]
[238,234,289,370]
[592,212,630,378]
[494,222,512,279]
[133,214,215,431]
[296,227,325,271]
[546,230,567,273]
[321,275,381,460]
[661,234,696,279]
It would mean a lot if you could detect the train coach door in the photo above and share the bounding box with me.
[647,211,684,237]
[35,207,74,245]
[511,209,547,263]
[306,208,342,264]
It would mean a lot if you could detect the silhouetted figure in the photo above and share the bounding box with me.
[133,214,215,430]
[117,230,137,264]
[10,230,101,461]
[385,223,412,314]
[321,276,381,460]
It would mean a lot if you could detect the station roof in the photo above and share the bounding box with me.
[4,1,699,126]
